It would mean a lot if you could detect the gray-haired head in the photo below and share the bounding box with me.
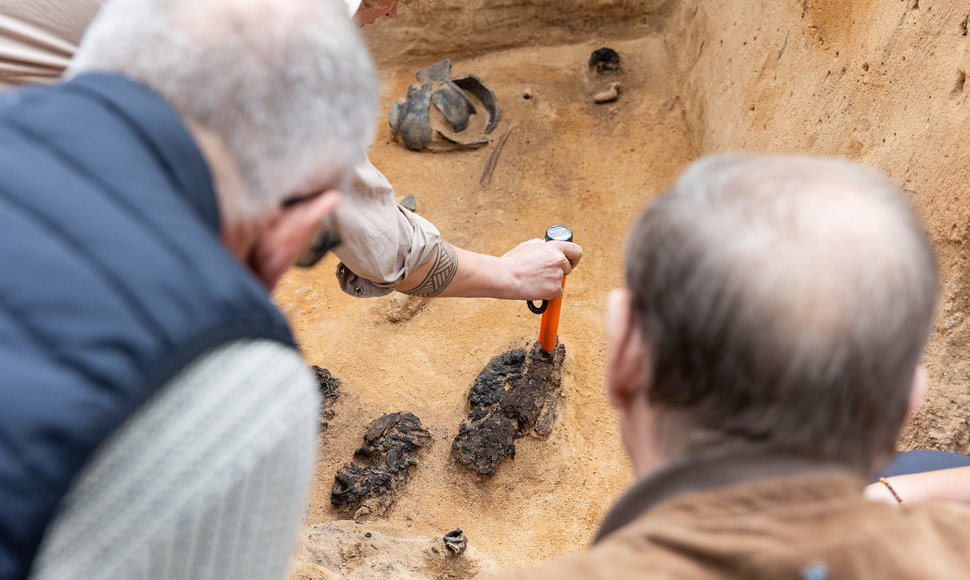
[70,0,378,218]
[625,154,939,475]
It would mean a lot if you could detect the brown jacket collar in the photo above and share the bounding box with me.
[595,451,859,543]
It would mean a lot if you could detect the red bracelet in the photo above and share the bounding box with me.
[878,477,904,505]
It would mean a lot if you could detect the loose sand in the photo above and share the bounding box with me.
[276,1,970,576]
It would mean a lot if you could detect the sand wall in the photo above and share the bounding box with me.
[366,0,671,64]
[665,0,970,452]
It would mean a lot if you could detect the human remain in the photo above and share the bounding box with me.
[0,0,379,578]
[493,154,970,579]
[0,0,583,302]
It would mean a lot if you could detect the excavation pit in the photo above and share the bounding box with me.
[278,1,970,576]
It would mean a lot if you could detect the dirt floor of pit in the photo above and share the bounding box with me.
[275,30,691,573]
[276,0,970,576]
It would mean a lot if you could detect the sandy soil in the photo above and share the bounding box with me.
[277,0,970,575]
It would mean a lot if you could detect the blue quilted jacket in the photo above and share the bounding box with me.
[0,73,296,579]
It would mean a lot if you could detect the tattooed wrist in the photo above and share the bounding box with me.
[401,241,458,297]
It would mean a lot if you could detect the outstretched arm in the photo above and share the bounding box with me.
[865,466,970,505]
[396,238,583,299]
[332,159,583,299]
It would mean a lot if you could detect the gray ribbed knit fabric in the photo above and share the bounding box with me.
[29,339,319,580]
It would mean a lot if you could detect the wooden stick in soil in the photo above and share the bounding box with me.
[480,126,514,187]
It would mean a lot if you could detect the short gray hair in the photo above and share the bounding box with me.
[71,0,378,218]
[626,154,939,475]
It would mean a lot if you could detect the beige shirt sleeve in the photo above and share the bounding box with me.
[0,6,441,298]
[0,0,103,88]
[332,158,441,297]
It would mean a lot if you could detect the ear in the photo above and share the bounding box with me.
[249,190,341,289]
[905,364,929,423]
[605,288,649,411]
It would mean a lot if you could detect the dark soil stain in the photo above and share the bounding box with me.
[452,341,565,476]
[331,412,433,517]
[312,365,341,429]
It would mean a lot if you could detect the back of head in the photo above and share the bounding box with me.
[625,154,939,475]
[71,0,378,218]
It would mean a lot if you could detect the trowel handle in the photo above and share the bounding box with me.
[523,225,573,352]
[526,225,574,316]
[543,225,574,244]
[527,300,548,315]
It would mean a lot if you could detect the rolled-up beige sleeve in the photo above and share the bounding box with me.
[0,0,103,88]
[332,158,441,298]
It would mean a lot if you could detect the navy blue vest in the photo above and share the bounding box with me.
[0,73,296,579]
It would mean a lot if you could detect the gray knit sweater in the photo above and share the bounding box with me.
[29,339,319,580]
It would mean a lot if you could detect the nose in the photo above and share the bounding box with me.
[386,1,398,17]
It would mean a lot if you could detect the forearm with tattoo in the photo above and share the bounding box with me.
[401,241,458,297]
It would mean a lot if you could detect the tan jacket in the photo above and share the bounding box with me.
[495,453,970,579]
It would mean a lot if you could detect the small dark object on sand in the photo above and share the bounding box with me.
[331,412,433,517]
[589,47,621,74]
[452,341,565,476]
[442,529,467,556]
[399,194,418,212]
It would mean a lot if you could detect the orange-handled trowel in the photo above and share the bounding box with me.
[526,225,573,352]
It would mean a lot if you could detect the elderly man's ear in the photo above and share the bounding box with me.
[606,289,649,410]
[248,190,341,289]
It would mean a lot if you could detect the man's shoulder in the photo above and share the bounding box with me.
[906,499,970,534]
[618,473,970,578]
[485,532,708,580]
[177,338,311,388]
[490,472,970,580]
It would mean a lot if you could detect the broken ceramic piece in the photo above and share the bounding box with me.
[432,81,476,132]
[416,58,452,85]
[436,130,489,148]
[388,58,500,151]
[451,75,500,134]
[389,83,433,151]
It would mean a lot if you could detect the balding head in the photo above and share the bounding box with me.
[624,154,939,475]
[71,0,377,218]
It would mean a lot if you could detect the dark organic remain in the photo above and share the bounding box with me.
[311,365,340,430]
[331,412,433,517]
[452,341,565,476]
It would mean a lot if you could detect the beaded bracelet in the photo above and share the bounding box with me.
[878,477,904,505]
